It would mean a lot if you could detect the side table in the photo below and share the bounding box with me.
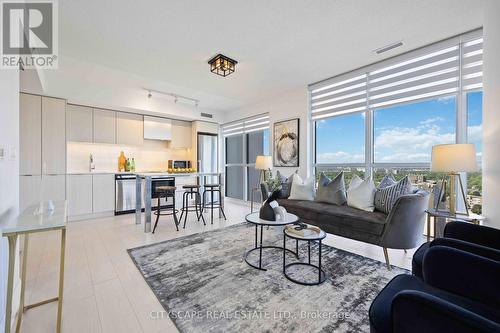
[425,208,485,242]
[283,224,327,286]
[1,201,67,333]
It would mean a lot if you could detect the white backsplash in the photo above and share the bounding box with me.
[67,140,191,173]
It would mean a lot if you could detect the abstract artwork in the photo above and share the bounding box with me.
[274,118,299,167]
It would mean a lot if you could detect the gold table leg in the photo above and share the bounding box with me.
[5,235,18,333]
[56,228,66,333]
[15,234,29,333]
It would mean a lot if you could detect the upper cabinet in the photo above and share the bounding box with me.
[41,96,66,175]
[20,93,42,175]
[67,104,93,142]
[171,120,192,148]
[116,112,143,146]
[93,108,116,144]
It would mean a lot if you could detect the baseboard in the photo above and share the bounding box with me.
[68,211,114,222]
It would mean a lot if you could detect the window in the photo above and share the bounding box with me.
[374,97,456,163]
[310,30,483,213]
[315,112,365,164]
[222,114,270,201]
[467,91,483,214]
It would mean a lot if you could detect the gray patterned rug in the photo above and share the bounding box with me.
[128,223,407,333]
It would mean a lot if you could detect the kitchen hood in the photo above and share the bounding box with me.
[144,116,172,141]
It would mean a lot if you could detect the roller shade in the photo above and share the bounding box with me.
[309,30,482,120]
[222,114,270,137]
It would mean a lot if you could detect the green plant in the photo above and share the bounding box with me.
[265,174,282,192]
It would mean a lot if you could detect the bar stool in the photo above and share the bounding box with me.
[202,183,227,224]
[152,185,179,233]
[180,185,206,228]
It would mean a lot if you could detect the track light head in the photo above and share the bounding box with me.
[147,91,152,98]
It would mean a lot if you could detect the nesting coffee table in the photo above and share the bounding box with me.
[244,212,299,271]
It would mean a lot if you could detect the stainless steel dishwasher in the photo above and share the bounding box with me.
[115,174,175,215]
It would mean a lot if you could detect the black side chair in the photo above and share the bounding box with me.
[412,221,500,278]
[179,184,206,228]
[202,183,227,224]
[369,246,500,333]
[152,185,179,233]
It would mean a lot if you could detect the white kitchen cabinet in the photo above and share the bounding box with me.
[41,175,66,202]
[92,174,115,213]
[42,97,66,174]
[116,112,143,146]
[19,175,42,212]
[93,108,116,144]
[19,93,42,175]
[67,104,93,142]
[67,174,93,216]
[171,120,192,148]
[144,116,172,141]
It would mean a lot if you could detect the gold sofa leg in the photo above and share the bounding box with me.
[383,247,391,270]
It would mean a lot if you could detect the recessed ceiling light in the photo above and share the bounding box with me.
[374,41,404,55]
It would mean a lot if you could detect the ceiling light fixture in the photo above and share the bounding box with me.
[374,41,404,55]
[143,88,199,107]
[208,54,237,77]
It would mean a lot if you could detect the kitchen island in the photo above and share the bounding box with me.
[134,172,223,233]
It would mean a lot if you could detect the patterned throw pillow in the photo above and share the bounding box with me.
[315,172,347,205]
[378,174,397,189]
[374,176,412,214]
[276,170,297,199]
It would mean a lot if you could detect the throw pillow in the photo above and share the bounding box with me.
[374,176,413,214]
[347,176,376,212]
[288,173,315,201]
[378,174,397,189]
[315,172,347,205]
[276,170,297,199]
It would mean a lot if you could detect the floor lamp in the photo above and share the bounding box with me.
[431,144,478,216]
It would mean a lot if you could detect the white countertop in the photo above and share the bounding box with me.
[66,171,222,177]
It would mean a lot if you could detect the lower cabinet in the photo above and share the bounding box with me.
[92,174,115,213]
[41,175,66,202]
[67,173,115,218]
[67,174,93,216]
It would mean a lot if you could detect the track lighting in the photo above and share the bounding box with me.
[147,91,152,98]
[143,88,199,107]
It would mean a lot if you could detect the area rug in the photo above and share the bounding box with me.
[128,223,408,332]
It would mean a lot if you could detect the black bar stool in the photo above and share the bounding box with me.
[202,183,227,224]
[180,185,206,228]
[152,185,179,233]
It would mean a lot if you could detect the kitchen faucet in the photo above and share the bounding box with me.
[89,154,95,172]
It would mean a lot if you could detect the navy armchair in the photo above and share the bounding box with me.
[369,246,500,333]
[412,221,500,278]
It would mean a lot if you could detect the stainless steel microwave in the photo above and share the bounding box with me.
[168,160,191,169]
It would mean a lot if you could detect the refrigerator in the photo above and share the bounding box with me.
[197,133,219,202]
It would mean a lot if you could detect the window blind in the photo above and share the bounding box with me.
[309,30,483,120]
[222,114,270,137]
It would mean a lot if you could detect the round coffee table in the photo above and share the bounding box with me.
[244,212,299,271]
[283,225,327,285]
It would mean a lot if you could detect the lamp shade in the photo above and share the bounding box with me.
[431,144,477,172]
[255,155,272,170]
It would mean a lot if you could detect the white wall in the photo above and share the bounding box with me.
[0,69,20,331]
[223,88,310,178]
[482,0,500,228]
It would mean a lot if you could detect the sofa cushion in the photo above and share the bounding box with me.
[288,174,315,201]
[315,172,347,205]
[278,199,388,236]
[276,170,296,199]
[347,175,376,212]
[374,176,412,214]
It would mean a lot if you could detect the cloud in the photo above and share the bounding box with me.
[374,124,455,162]
[467,124,482,143]
[419,117,444,125]
[317,151,365,163]
[437,96,455,104]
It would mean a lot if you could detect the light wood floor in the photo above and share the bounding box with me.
[19,199,422,333]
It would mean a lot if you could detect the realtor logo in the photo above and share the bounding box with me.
[1,0,58,69]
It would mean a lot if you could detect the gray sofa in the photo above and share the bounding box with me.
[261,183,429,269]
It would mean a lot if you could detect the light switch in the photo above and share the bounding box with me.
[0,147,4,160]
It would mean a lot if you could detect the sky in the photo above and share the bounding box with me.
[316,91,483,164]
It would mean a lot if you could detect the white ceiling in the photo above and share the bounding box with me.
[59,0,484,112]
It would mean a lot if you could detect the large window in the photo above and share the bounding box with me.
[467,91,483,213]
[310,30,483,210]
[374,97,456,163]
[223,114,270,201]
